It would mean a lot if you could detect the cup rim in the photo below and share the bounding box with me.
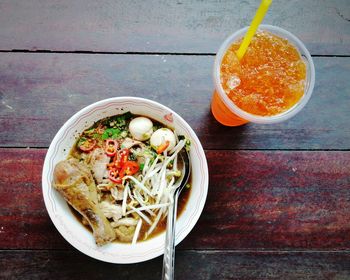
[213,24,315,124]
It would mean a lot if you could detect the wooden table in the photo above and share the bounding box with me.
[1,0,349,279]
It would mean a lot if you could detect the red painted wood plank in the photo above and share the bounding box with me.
[0,149,70,249]
[182,150,350,250]
[1,250,350,279]
[0,0,349,55]
[1,149,350,250]
[0,54,349,150]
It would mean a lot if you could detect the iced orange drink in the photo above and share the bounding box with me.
[212,25,315,126]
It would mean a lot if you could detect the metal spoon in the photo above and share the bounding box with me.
[161,148,191,280]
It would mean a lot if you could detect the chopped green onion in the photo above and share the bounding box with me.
[140,163,145,171]
[102,128,121,140]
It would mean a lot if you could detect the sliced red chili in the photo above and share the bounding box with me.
[120,161,139,177]
[107,149,137,183]
[108,168,122,184]
[105,139,118,157]
[78,138,96,152]
[114,148,130,169]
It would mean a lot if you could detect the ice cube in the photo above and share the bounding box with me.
[226,75,241,90]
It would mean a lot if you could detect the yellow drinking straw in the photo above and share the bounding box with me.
[236,0,273,60]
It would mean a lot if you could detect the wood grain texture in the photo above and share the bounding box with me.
[0,149,68,249]
[0,53,349,150]
[0,0,349,55]
[1,149,350,250]
[1,250,350,280]
[183,150,350,250]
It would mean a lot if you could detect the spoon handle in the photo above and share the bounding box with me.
[161,193,179,280]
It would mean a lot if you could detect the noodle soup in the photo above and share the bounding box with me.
[52,112,191,245]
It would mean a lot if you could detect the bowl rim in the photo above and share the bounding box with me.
[41,96,209,263]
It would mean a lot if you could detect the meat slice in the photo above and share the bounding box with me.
[89,148,110,184]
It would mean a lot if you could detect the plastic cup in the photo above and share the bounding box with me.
[211,24,315,126]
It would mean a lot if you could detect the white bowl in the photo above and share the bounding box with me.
[42,97,209,263]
